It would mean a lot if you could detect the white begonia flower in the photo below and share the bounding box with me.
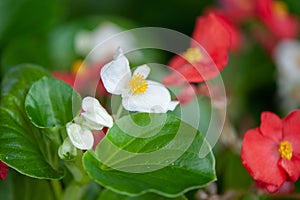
[75,22,137,63]
[66,97,113,150]
[274,39,300,111]
[101,48,179,113]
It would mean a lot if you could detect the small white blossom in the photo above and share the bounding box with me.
[58,138,77,160]
[66,97,113,150]
[80,96,113,129]
[100,48,179,113]
[74,22,137,63]
[274,39,300,111]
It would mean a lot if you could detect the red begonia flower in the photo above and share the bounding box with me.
[163,13,231,85]
[241,110,300,193]
[0,161,9,180]
[255,0,299,39]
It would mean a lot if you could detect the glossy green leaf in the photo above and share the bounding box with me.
[25,76,81,128]
[0,64,64,179]
[98,189,187,200]
[83,113,216,197]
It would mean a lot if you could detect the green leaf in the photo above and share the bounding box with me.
[0,170,56,200]
[83,113,216,197]
[98,189,187,200]
[0,64,64,179]
[25,76,81,128]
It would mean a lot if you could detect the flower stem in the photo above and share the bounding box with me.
[114,103,123,120]
[51,180,62,199]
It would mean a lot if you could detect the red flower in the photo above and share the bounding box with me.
[163,13,231,85]
[255,0,298,39]
[0,161,9,180]
[241,110,300,193]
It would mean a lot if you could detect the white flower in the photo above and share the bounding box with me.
[66,123,94,150]
[274,39,300,111]
[80,96,113,129]
[74,22,137,63]
[66,96,113,150]
[58,137,77,160]
[101,48,179,113]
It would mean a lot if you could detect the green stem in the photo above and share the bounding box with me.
[51,180,63,199]
[114,103,123,120]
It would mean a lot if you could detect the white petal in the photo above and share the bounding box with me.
[66,123,94,150]
[81,96,113,128]
[167,101,179,111]
[58,137,77,159]
[82,96,100,112]
[274,39,300,81]
[133,64,150,78]
[121,80,172,113]
[100,48,131,95]
[80,115,104,130]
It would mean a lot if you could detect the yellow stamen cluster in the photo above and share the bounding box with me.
[183,48,203,64]
[278,141,293,160]
[272,1,288,17]
[128,73,148,94]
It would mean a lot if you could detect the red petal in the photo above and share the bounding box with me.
[279,158,300,181]
[52,71,76,87]
[256,181,281,193]
[176,84,196,104]
[192,14,231,57]
[168,54,189,71]
[207,9,243,52]
[276,181,295,194]
[260,111,283,143]
[0,161,9,180]
[283,110,300,154]
[166,13,231,83]
[241,128,286,187]
[167,57,225,83]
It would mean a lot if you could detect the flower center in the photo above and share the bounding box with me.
[128,73,148,94]
[272,1,288,18]
[278,141,293,160]
[183,48,203,63]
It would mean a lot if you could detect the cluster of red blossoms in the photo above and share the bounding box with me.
[163,0,298,104]
[242,110,300,193]
[161,0,300,194]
